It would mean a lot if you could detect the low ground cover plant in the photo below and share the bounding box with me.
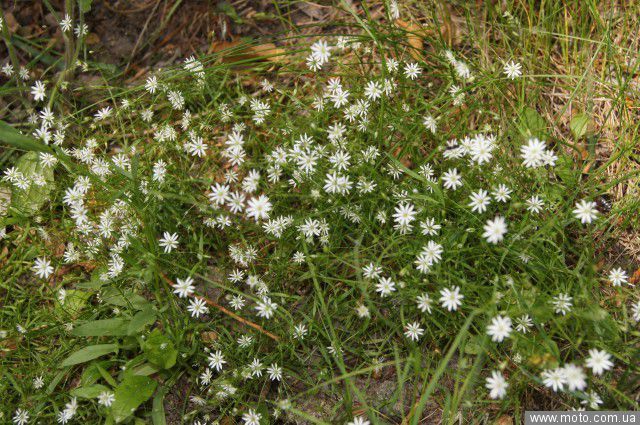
[1,2,639,424]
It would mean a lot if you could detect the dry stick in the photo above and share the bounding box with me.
[159,272,280,342]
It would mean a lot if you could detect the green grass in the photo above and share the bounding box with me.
[1,1,640,424]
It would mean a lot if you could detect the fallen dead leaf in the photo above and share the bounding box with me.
[395,19,424,61]
[495,415,513,425]
[4,12,19,33]
[209,40,287,64]
[201,331,218,343]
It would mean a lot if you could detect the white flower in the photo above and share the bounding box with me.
[482,216,507,244]
[520,138,547,168]
[503,61,522,79]
[454,61,471,80]
[393,202,417,231]
[585,349,613,375]
[573,200,598,224]
[404,321,424,341]
[442,168,463,190]
[246,195,272,221]
[420,241,443,265]
[187,298,208,318]
[485,370,508,399]
[293,323,308,339]
[487,315,512,342]
[632,300,640,322]
[13,408,29,425]
[167,90,185,110]
[364,81,383,101]
[363,263,382,280]
[416,293,432,313]
[31,80,46,102]
[329,88,350,108]
[267,363,282,381]
[209,183,230,206]
[97,391,115,407]
[439,286,463,311]
[208,350,226,371]
[94,106,112,121]
[242,409,262,425]
[347,416,370,425]
[423,115,437,134]
[255,297,278,319]
[159,231,179,253]
[551,293,573,315]
[145,75,158,94]
[404,62,422,79]
[492,184,512,202]
[173,276,195,298]
[32,257,54,279]
[526,195,544,213]
[60,14,73,32]
[420,218,441,236]
[375,277,396,297]
[581,391,603,409]
[515,315,533,333]
[323,171,352,195]
[388,0,400,19]
[562,364,587,391]
[249,357,263,377]
[311,40,331,64]
[356,304,370,318]
[541,368,567,392]
[468,189,491,213]
[608,267,628,286]
[33,375,44,389]
[470,135,495,164]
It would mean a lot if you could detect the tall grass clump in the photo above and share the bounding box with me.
[1,3,639,424]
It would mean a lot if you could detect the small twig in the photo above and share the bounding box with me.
[159,272,280,342]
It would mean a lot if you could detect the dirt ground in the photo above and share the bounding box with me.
[0,0,344,80]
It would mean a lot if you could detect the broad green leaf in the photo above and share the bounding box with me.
[101,287,151,311]
[78,0,93,13]
[554,155,578,186]
[463,334,484,355]
[46,368,69,394]
[11,151,55,216]
[96,364,118,387]
[142,329,177,370]
[127,307,157,336]
[80,362,107,386]
[60,344,118,367]
[55,289,91,319]
[72,318,130,337]
[0,120,51,152]
[570,113,591,139]
[71,384,109,399]
[132,363,159,376]
[110,375,157,423]
[151,390,167,425]
[517,107,547,138]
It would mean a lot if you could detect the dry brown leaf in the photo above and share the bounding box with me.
[495,415,513,425]
[201,331,218,343]
[395,19,424,61]
[209,40,287,64]
[4,12,19,33]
